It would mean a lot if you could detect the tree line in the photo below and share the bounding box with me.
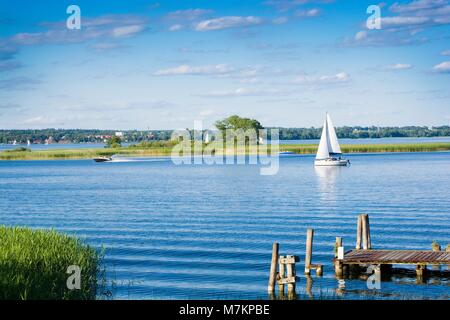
[1,125,450,144]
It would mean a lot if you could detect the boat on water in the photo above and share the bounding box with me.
[93,156,113,163]
[315,113,350,167]
[278,151,295,155]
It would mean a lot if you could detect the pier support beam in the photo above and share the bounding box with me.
[416,264,427,277]
[335,237,342,258]
[305,229,314,275]
[286,255,296,298]
[356,215,362,250]
[278,259,285,293]
[335,261,344,278]
[362,214,372,250]
[267,242,279,294]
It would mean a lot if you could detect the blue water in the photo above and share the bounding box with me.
[0,152,449,300]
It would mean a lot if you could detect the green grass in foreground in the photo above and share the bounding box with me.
[1,142,450,160]
[0,226,101,300]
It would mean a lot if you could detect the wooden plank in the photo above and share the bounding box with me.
[342,250,450,264]
[277,277,296,285]
[279,256,299,264]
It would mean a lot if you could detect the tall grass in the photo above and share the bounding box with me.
[0,142,449,160]
[0,226,101,300]
[280,142,450,154]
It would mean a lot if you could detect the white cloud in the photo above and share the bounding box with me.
[165,9,213,21]
[273,17,289,24]
[295,72,350,85]
[112,25,145,38]
[264,0,334,12]
[433,61,450,73]
[169,24,183,32]
[90,42,122,51]
[296,8,321,17]
[195,16,263,31]
[390,0,448,13]
[381,16,430,28]
[154,64,235,76]
[387,63,414,70]
[200,87,288,97]
[354,31,367,41]
[441,49,450,56]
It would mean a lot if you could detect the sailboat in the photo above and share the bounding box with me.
[315,113,350,167]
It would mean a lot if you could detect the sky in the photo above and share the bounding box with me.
[0,0,449,130]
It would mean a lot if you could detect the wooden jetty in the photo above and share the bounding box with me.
[334,214,450,278]
[335,249,450,277]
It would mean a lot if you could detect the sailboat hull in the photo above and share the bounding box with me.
[314,159,350,167]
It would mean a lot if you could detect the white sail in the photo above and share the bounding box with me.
[316,119,330,160]
[204,131,210,143]
[326,113,342,155]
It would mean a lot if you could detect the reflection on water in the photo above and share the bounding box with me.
[314,166,346,202]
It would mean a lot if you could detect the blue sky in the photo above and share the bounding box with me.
[0,0,449,129]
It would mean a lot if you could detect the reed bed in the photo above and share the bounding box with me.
[0,226,101,300]
[0,142,449,160]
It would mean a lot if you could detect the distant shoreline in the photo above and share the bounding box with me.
[1,142,450,161]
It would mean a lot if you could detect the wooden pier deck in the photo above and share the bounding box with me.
[342,250,450,265]
[335,249,450,277]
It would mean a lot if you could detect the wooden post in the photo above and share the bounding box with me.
[432,242,441,252]
[278,257,285,293]
[416,264,427,277]
[356,215,362,250]
[316,265,323,277]
[305,229,314,275]
[365,214,372,249]
[305,275,313,298]
[335,237,342,258]
[286,255,295,295]
[431,242,441,271]
[335,260,344,278]
[362,214,371,250]
[267,242,279,293]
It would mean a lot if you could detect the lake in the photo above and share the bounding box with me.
[0,152,449,300]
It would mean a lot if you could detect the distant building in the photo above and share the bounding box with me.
[115,132,124,138]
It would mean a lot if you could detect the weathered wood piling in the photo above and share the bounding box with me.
[267,242,279,293]
[304,229,323,276]
[356,214,371,250]
[267,242,299,299]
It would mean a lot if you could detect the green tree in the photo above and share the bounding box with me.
[215,115,263,133]
[105,136,122,148]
